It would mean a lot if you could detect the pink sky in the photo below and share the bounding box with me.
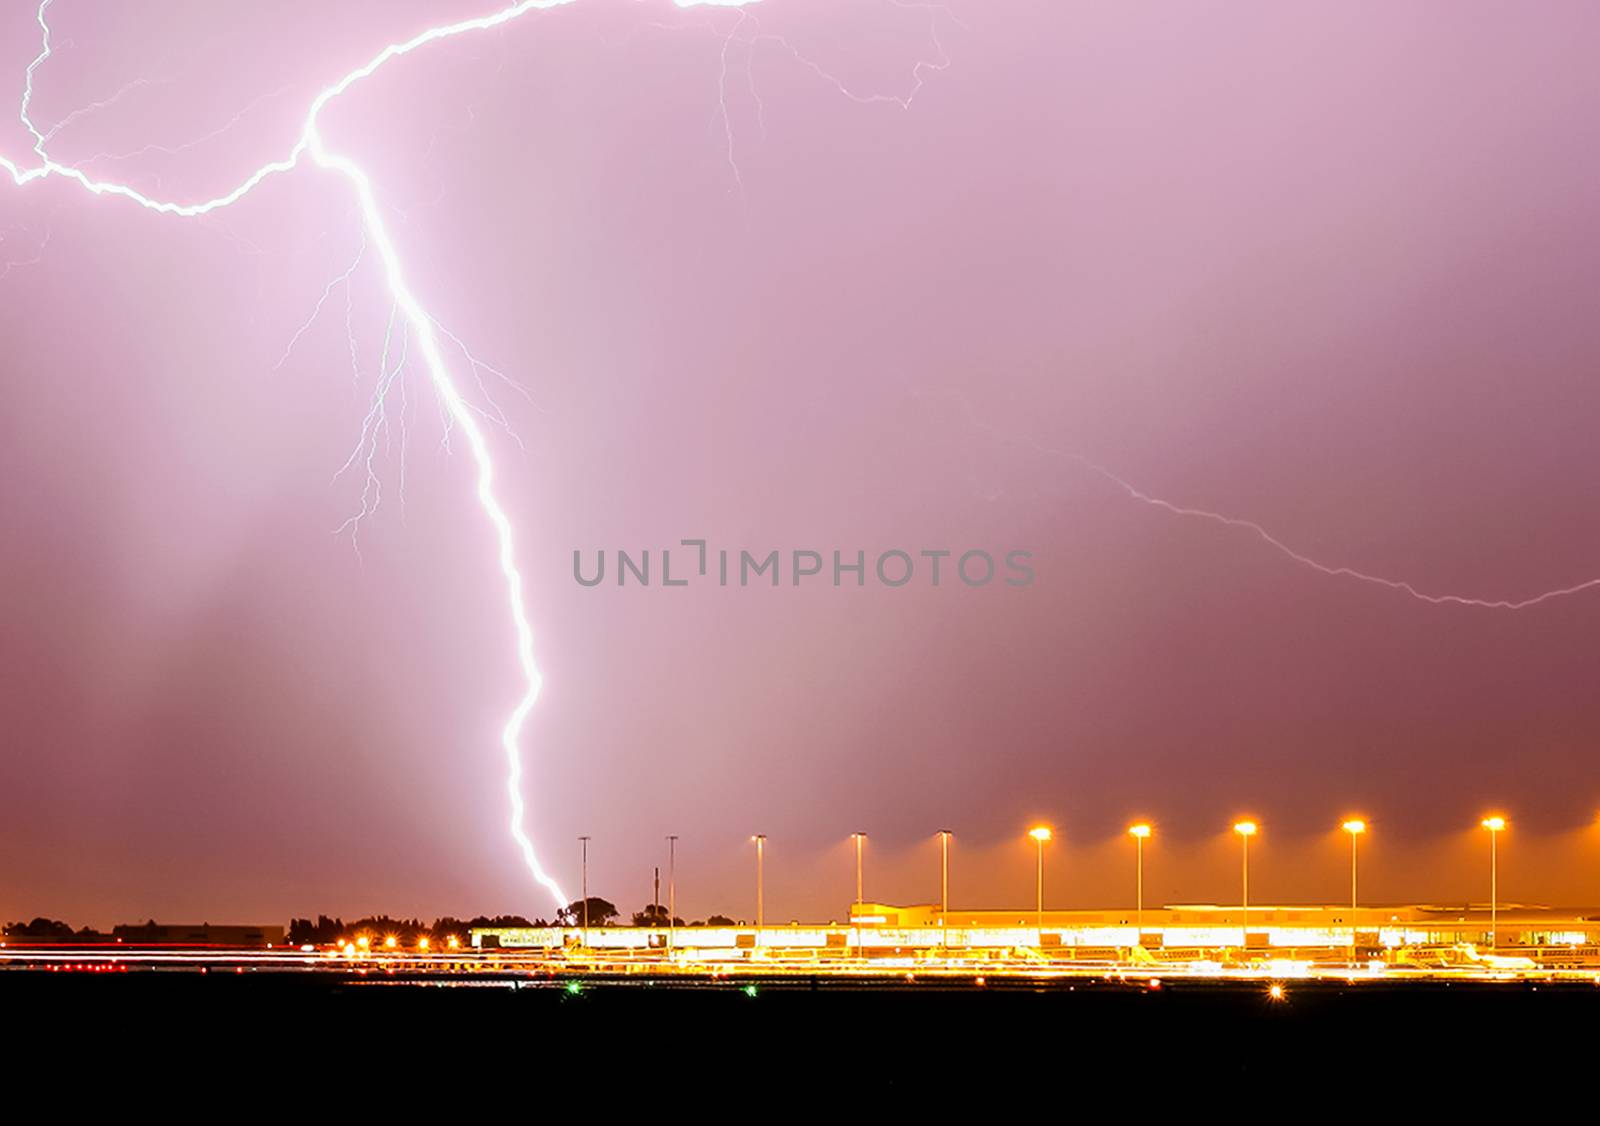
[5,1,1600,928]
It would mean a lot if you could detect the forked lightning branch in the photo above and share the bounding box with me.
[0,0,949,912]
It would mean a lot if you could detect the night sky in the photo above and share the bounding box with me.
[4,0,1600,928]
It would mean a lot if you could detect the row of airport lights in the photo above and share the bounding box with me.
[732,815,1514,951]
[345,814,1509,956]
[333,932,467,958]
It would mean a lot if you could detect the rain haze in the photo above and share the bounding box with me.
[4,0,1600,929]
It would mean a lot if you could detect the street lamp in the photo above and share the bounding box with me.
[1342,819,1366,964]
[751,834,767,939]
[666,834,678,951]
[1128,823,1152,947]
[1029,826,1053,930]
[1481,816,1506,951]
[937,829,953,920]
[578,835,591,948]
[851,832,866,907]
[1233,821,1257,949]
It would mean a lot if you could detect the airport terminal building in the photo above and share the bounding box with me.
[472,901,1600,961]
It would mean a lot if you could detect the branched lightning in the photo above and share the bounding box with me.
[275,230,368,373]
[4,0,732,911]
[4,0,958,911]
[0,219,49,278]
[12,0,1596,923]
[74,85,293,175]
[39,77,162,145]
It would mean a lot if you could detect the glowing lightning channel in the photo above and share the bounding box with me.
[939,391,1600,611]
[1,0,776,909]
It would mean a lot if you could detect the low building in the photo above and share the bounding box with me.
[470,901,1600,959]
[111,922,286,946]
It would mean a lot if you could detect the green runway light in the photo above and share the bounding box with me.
[743,985,758,997]
[566,981,583,995]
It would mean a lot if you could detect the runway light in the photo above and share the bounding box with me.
[743,984,758,997]
[1268,983,1285,1001]
[565,981,583,995]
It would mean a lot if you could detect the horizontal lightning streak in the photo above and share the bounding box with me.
[946,394,1600,610]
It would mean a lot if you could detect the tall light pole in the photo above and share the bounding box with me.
[851,832,866,907]
[937,829,953,920]
[751,834,766,940]
[578,835,591,948]
[1233,821,1257,950]
[937,829,954,951]
[1481,816,1506,951]
[666,834,678,951]
[1128,824,1151,947]
[1342,819,1366,964]
[1029,827,1053,931]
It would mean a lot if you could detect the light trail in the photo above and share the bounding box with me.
[0,0,800,911]
[0,939,1589,985]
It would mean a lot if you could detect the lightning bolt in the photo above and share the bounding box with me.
[9,0,1591,921]
[1,0,802,911]
[937,391,1600,611]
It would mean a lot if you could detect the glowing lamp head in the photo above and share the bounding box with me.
[1481,816,1506,832]
[1028,826,1053,843]
[1128,823,1152,839]
[1233,821,1258,837]
[1342,819,1367,835]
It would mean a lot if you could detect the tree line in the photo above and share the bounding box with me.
[287,900,739,945]
[6,899,742,948]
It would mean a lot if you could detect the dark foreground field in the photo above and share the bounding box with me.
[6,969,1595,1089]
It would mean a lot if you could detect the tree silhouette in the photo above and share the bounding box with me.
[556,898,618,927]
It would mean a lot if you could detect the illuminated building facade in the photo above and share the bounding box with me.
[471,901,1600,962]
